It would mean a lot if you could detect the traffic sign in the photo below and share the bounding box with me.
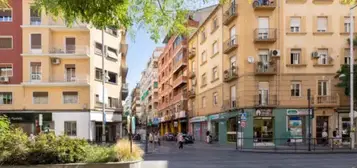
[240,121,246,128]
[240,113,247,121]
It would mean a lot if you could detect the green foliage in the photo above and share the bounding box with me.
[115,139,144,162]
[85,145,118,163]
[27,133,89,165]
[335,64,357,98]
[0,117,30,165]
[29,0,219,42]
[347,36,357,47]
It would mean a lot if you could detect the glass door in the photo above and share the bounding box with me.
[65,37,76,54]
[65,64,76,82]
[259,89,269,106]
[258,17,269,39]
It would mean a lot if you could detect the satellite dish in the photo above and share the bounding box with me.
[247,56,255,64]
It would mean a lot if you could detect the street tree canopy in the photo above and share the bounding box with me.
[0,0,221,42]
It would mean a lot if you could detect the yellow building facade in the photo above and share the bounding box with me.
[188,0,355,146]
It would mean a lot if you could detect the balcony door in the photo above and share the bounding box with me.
[65,64,76,82]
[65,37,76,54]
[259,82,269,106]
[230,56,236,74]
[30,62,41,82]
[258,17,269,39]
[259,50,269,72]
[230,85,236,108]
[317,80,328,96]
[229,26,236,46]
[30,6,41,25]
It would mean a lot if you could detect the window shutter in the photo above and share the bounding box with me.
[291,18,300,27]
[340,16,345,33]
[286,16,291,32]
[327,16,332,32]
[301,16,306,32]
[301,48,306,64]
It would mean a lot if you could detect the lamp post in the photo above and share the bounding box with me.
[349,4,357,149]
[101,29,106,144]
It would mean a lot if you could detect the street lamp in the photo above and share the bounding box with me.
[349,4,357,149]
[101,29,106,144]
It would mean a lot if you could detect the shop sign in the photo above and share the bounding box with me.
[286,109,310,116]
[255,109,272,116]
[240,113,247,121]
[179,111,186,118]
[240,121,246,128]
[209,114,220,120]
[190,116,207,123]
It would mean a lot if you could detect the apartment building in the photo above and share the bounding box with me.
[188,0,354,146]
[139,47,163,126]
[0,0,128,142]
[130,85,141,123]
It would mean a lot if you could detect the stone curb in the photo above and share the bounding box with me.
[238,149,357,154]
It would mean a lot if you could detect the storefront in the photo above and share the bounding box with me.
[90,111,122,142]
[253,109,274,145]
[1,112,53,135]
[336,109,357,145]
[208,111,239,144]
[286,109,310,143]
[189,116,207,141]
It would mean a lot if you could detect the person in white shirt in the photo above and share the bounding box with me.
[322,129,328,146]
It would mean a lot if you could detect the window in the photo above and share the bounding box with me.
[201,29,206,42]
[108,71,117,84]
[291,81,301,97]
[30,6,41,25]
[230,85,237,107]
[173,35,183,49]
[290,17,301,32]
[318,81,328,96]
[30,62,41,81]
[107,46,118,59]
[230,56,236,69]
[95,68,103,80]
[0,9,12,22]
[0,92,12,104]
[64,121,77,136]
[344,49,351,65]
[65,64,76,82]
[317,17,327,32]
[0,64,13,77]
[0,37,12,49]
[212,67,218,80]
[30,34,42,49]
[344,17,351,33]
[201,73,207,86]
[201,51,207,63]
[33,92,48,104]
[95,42,103,55]
[212,17,218,31]
[213,92,218,105]
[290,49,301,64]
[191,61,196,73]
[106,27,118,36]
[212,41,218,55]
[63,92,78,104]
[202,96,206,108]
[318,49,328,65]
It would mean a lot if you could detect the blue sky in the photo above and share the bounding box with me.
[126,29,162,93]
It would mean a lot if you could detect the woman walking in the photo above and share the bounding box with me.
[177,133,184,149]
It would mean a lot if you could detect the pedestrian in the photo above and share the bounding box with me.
[322,129,328,146]
[149,132,153,143]
[177,132,184,149]
[154,132,159,146]
[286,128,292,146]
[206,131,211,144]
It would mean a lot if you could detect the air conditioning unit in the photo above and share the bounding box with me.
[311,52,319,59]
[0,76,9,83]
[51,58,61,65]
[270,49,280,57]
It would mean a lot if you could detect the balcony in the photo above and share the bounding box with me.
[120,44,128,56]
[173,92,188,103]
[223,97,238,111]
[122,83,129,100]
[173,57,188,74]
[223,68,238,82]
[253,28,277,43]
[173,74,188,89]
[188,89,196,99]
[223,36,238,54]
[255,94,278,107]
[255,62,277,76]
[312,94,340,107]
[22,45,90,58]
[189,48,196,59]
[189,71,196,79]
[252,0,276,10]
[26,17,88,31]
[22,74,90,87]
[223,3,238,25]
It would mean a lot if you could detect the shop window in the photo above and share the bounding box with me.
[342,118,351,143]
[288,116,306,143]
[64,121,77,136]
[254,109,273,143]
[63,92,78,104]
[316,116,329,144]
[227,117,238,143]
[0,92,12,104]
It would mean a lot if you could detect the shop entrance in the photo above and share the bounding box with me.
[288,116,306,143]
[316,116,329,144]
[253,108,274,145]
[211,121,219,141]
[227,117,238,143]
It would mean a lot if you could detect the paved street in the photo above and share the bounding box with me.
[142,141,357,168]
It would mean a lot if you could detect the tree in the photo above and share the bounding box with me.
[1,0,221,42]
[336,64,357,99]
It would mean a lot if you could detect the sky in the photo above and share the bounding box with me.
[126,29,162,94]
